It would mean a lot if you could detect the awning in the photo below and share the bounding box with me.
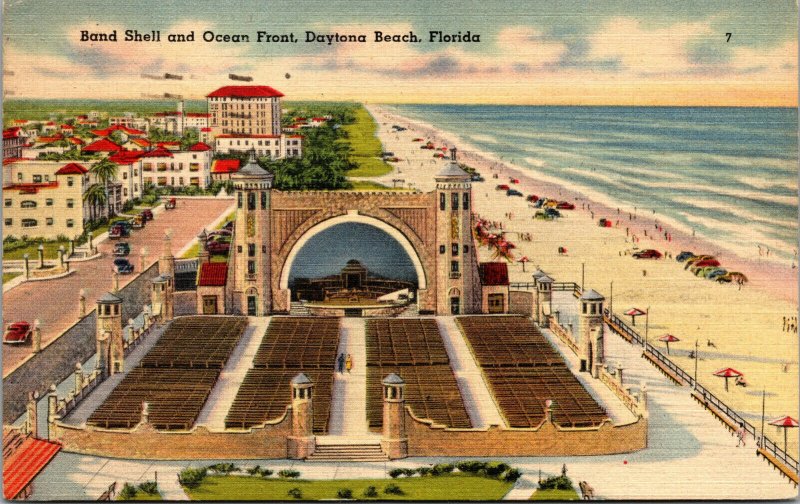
[3,436,61,499]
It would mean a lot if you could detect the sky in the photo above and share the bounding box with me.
[2,0,798,105]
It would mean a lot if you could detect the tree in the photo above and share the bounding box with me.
[90,159,118,217]
[180,128,200,150]
[108,130,126,145]
[83,183,107,222]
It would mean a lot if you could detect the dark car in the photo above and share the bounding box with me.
[113,258,134,274]
[506,189,523,197]
[496,184,510,191]
[633,249,663,259]
[544,207,561,218]
[3,322,31,345]
[470,173,484,182]
[140,209,154,221]
[223,220,234,231]
[676,251,695,262]
[207,241,230,255]
[114,242,131,256]
[109,224,130,239]
[556,201,575,210]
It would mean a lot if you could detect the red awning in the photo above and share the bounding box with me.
[3,437,61,499]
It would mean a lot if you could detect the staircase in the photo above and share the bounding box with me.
[307,442,388,462]
[290,301,311,316]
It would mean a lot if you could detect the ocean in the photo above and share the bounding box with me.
[388,105,799,264]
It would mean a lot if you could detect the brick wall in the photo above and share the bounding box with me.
[508,290,534,316]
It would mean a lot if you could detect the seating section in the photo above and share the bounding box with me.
[225,317,340,432]
[88,316,247,430]
[365,319,471,429]
[458,316,608,428]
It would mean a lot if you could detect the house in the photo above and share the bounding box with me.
[479,262,510,314]
[196,261,229,314]
[214,134,302,159]
[3,127,27,160]
[140,147,212,188]
[210,159,241,181]
[108,151,146,202]
[82,138,124,155]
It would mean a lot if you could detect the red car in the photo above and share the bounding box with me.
[633,249,663,259]
[207,241,230,255]
[510,178,520,184]
[496,184,510,191]
[4,322,31,345]
[140,209,154,221]
[526,195,539,202]
[556,201,575,210]
[692,259,721,268]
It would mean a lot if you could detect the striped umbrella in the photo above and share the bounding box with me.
[769,416,799,453]
[624,307,646,326]
[713,367,742,392]
[658,334,680,355]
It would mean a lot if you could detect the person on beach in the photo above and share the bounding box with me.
[736,423,747,447]
[337,353,345,373]
[345,354,353,373]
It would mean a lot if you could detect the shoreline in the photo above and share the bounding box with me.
[370,104,798,305]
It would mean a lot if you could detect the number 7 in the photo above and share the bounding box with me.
[725,33,732,42]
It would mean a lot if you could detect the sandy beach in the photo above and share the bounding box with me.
[364,104,799,456]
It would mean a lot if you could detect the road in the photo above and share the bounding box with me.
[2,198,234,376]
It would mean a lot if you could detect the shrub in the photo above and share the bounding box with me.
[119,483,138,500]
[389,468,407,479]
[402,468,416,477]
[287,487,303,499]
[259,468,274,477]
[432,463,454,476]
[247,465,261,475]
[538,474,573,491]
[416,467,432,477]
[137,481,158,495]
[279,469,301,479]
[337,488,353,499]
[485,461,510,478]
[178,467,207,489]
[362,486,378,498]
[206,463,239,474]
[383,483,404,495]
[503,468,523,482]
[456,460,486,474]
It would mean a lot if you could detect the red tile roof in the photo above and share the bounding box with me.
[140,147,174,158]
[4,182,59,193]
[91,125,146,137]
[198,262,228,286]
[68,137,85,145]
[479,262,509,286]
[83,138,123,152]
[3,436,61,500]
[108,151,145,164]
[186,113,211,117]
[3,127,24,138]
[55,163,88,175]
[130,138,151,147]
[207,85,284,98]
[211,159,241,174]
[188,142,212,151]
[200,127,212,132]
[3,157,33,165]
[216,134,281,139]
[35,134,64,143]
[61,124,74,129]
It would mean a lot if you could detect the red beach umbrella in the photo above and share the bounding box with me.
[769,416,799,453]
[714,367,743,392]
[624,308,646,326]
[658,334,680,355]
[518,256,530,272]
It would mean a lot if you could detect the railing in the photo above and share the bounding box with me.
[603,307,799,475]
[509,281,582,297]
[549,317,580,356]
[174,258,198,273]
[598,365,644,417]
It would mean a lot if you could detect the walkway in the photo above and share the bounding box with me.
[195,316,270,429]
[326,318,374,440]
[436,316,506,428]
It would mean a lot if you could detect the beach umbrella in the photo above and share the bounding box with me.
[768,416,799,453]
[713,367,742,392]
[518,256,530,272]
[624,308,646,326]
[658,334,680,355]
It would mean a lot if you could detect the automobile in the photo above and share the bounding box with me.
[470,174,485,182]
[506,189,523,197]
[131,215,145,229]
[433,153,446,158]
[112,258,134,274]
[544,207,561,218]
[598,218,613,228]
[108,224,130,239]
[531,199,545,208]
[113,242,131,256]
[412,138,424,142]
[208,229,232,237]
[381,151,395,157]
[385,157,401,162]
[526,194,539,202]
[140,209,154,221]
[706,268,728,280]
[685,255,714,266]
[3,322,31,345]
[633,249,663,259]
[207,240,230,255]
[495,184,510,191]
[165,198,176,210]
[556,201,575,210]
[676,251,696,262]
[223,221,234,231]
[509,178,520,184]
[534,210,555,220]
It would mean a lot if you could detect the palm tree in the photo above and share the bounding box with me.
[83,183,107,223]
[91,159,118,217]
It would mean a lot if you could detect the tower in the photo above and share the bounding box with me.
[381,373,408,459]
[434,148,478,315]
[197,228,210,264]
[151,274,174,321]
[287,373,316,459]
[536,274,554,327]
[96,291,124,376]
[579,289,606,376]
[231,151,273,315]
[532,268,547,324]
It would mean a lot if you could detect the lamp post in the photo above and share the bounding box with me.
[609,281,613,316]
[644,306,650,351]
[37,244,45,269]
[581,262,585,292]
[694,339,699,389]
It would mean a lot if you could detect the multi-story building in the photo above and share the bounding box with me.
[108,151,145,202]
[139,145,212,189]
[214,134,302,159]
[148,102,210,136]
[3,127,27,159]
[207,85,284,137]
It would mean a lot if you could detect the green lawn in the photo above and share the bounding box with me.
[348,180,408,191]
[530,488,581,500]
[3,272,22,284]
[185,474,513,501]
[341,106,393,178]
[180,211,235,259]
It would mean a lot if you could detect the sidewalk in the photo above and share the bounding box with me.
[327,318,372,438]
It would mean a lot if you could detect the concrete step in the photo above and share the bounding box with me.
[307,443,388,461]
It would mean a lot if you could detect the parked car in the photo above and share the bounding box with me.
[556,201,575,210]
[223,220,234,231]
[534,210,555,220]
[207,241,230,255]
[208,229,232,238]
[633,249,662,259]
[470,173,484,182]
[495,184,510,191]
[140,209,154,221]
[544,208,561,218]
[676,251,696,262]
[3,322,31,345]
[113,258,134,274]
[113,242,131,257]
[506,189,523,197]
[598,218,613,228]
[131,215,145,229]
[706,268,728,280]
[509,178,520,184]
[109,224,130,239]
[526,194,539,202]
[164,198,176,210]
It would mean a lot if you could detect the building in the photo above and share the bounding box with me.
[108,151,145,202]
[214,134,302,159]
[210,159,241,181]
[3,127,27,159]
[207,85,284,137]
[139,147,212,189]
[478,262,510,313]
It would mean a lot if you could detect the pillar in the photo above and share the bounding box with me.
[151,274,174,322]
[58,246,65,268]
[26,391,39,438]
[79,289,87,318]
[141,401,150,425]
[23,253,29,279]
[579,289,605,376]
[197,229,210,264]
[37,244,44,269]
[47,384,59,441]
[381,373,408,459]
[287,373,316,459]
[32,320,41,353]
[544,398,553,424]
[158,231,175,278]
[617,364,624,386]
[74,363,84,393]
[536,275,553,328]
[112,272,120,293]
[96,292,124,376]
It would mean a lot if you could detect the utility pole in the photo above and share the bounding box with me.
[644,306,650,351]
[694,339,698,389]
[609,281,613,315]
[760,389,766,448]
[581,262,585,292]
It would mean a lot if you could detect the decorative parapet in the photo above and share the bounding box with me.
[598,365,648,419]
[550,318,580,356]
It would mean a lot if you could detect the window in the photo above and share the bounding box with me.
[46,218,53,226]
[248,244,256,257]
[157,163,167,172]
[452,193,459,211]
[157,177,167,186]
[439,193,446,211]
[237,245,243,253]
[67,198,74,208]
[134,169,138,176]
[17,173,22,181]
[189,163,200,172]
[190,177,200,186]
[452,243,458,256]
[451,260,459,273]
[33,175,42,183]
[21,200,36,208]
[171,177,175,186]
[21,219,37,228]
[247,260,256,275]
[67,177,74,187]
[4,199,11,207]
[143,163,153,172]
[262,245,267,253]
[238,192,243,208]
[463,192,470,210]
[439,245,446,254]
[247,192,256,210]
[124,188,128,197]
[463,245,469,254]
[261,191,267,209]
[179,177,184,186]
[122,172,128,180]
[4,218,11,226]
[488,293,505,314]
